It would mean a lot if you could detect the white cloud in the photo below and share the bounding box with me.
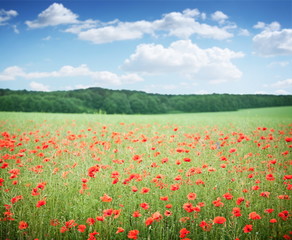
[267,61,289,68]
[271,78,292,87]
[253,21,266,30]
[25,3,78,28]
[201,12,207,21]
[211,11,228,24]
[65,8,234,44]
[65,19,103,34]
[77,21,154,44]
[0,9,18,25]
[238,28,250,36]
[42,36,52,41]
[12,25,19,34]
[154,10,233,39]
[0,64,143,86]
[26,5,236,43]
[0,66,25,80]
[275,89,290,95]
[253,21,292,57]
[263,78,292,95]
[253,21,281,31]
[30,81,50,91]
[121,40,244,83]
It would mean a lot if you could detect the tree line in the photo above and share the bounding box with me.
[0,88,291,114]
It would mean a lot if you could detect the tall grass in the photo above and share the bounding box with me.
[0,107,291,240]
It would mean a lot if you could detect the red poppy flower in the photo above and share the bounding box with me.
[140,187,150,194]
[116,227,125,233]
[152,211,163,221]
[65,219,77,228]
[213,216,226,224]
[11,195,23,204]
[236,197,245,205]
[36,200,46,208]
[223,192,233,200]
[283,234,291,240]
[266,174,275,181]
[195,179,205,185]
[264,208,274,213]
[249,212,261,220]
[199,220,212,231]
[128,229,139,239]
[212,198,224,207]
[145,217,154,226]
[160,196,169,201]
[140,202,150,210]
[88,231,99,239]
[164,210,172,216]
[232,207,242,217]
[278,210,289,221]
[260,192,270,198]
[187,192,197,200]
[183,203,195,213]
[278,195,290,200]
[179,228,190,238]
[252,185,260,190]
[243,224,253,233]
[18,221,28,230]
[77,224,86,232]
[0,178,4,186]
[283,175,292,180]
[60,226,69,233]
[50,219,60,226]
[132,211,142,218]
[96,216,105,221]
[86,217,95,225]
[229,148,237,153]
[100,193,112,202]
[183,157,191,162]
[170,183,180,191]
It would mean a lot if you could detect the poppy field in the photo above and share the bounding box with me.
[0,107,291,240]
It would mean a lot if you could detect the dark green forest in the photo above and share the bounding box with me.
[0,88,291,114]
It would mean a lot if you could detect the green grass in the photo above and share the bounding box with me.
[0,107,291,240]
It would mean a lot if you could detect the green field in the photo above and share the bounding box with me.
[0,107,291,240]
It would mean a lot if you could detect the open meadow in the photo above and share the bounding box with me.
[0,107,291,240]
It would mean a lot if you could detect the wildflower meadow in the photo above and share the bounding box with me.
[0,107,291,240]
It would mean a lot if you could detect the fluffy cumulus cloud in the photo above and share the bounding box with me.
[121,40,244,83]
[0,9,18,25]
[30,81,50,91]
[76,20,154,44]
[0,66,25,80]
[25,3,78,28]
[263,78,292,95]
[211,11,228,24]
[28,3,234,43]
[0,64,143,85]
[271,78,292,87]
[253,21,292,57]
[151,9,233,39]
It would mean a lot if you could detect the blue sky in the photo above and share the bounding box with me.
[0,0,291,94]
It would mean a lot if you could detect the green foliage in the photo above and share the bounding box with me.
[0,88,291,114]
